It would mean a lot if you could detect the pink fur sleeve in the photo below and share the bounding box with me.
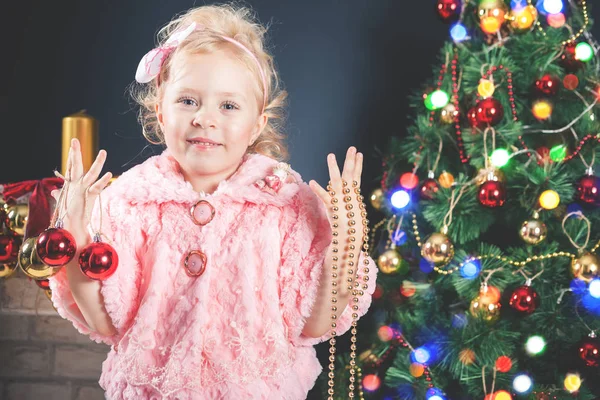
[49,193,143,347]
[278,182,378,347]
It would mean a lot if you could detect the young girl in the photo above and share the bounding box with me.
[48,4,377,399]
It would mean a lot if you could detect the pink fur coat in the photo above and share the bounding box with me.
[49,149,377,400]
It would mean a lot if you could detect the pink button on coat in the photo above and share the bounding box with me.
[49,150,377,400]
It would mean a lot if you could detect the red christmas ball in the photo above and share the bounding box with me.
[576,175,600,205]
[35,279,50,290]
[36,228,77,267]
[420,178,440,200]
[578,335,600,367]
[467,106,484,129]
[560,43,584,72]
[0,232,22,263]
[478,180,506,208]
[474,98,504,127]
[508,285,540,314]
[436,0,461,23]
[78,241,119,280]
[534,75,560,96]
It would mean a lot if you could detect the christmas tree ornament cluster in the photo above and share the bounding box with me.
[338,1,600,398]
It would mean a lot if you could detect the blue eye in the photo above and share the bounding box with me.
[178,97,197,106]
[221,101,240,110]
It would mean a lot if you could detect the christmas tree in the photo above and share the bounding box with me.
[320,0,600,399]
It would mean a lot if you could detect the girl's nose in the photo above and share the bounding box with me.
[192,110,217,129]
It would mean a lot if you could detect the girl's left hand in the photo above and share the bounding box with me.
[309,147,365,245]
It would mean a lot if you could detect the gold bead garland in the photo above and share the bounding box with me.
[562,0,589,46]
[327,181,338,400]
[411,213,600,275]
[326,180,370,400]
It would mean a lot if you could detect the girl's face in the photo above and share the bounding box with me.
[156,50,267,181]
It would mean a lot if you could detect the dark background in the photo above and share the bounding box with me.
[0,1,466,189]
[2,1,599,193]
[2,2,600,399]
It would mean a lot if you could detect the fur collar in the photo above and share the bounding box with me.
[107,149,304,207]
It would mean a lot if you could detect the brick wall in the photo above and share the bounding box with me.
[0,269,109,400]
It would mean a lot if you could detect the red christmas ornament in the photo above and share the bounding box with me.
[534,75,560,96]
[495,355,513,373]
[35,279,50,290]
[436,0,461,23]
[560,43,584,72]
[509,284,540,314]
[467,106,485,129]
[400,172,419,189]
[478,179,506,208]
[578,335,600,367]
[78,237,119,280]
[576,174,600,205]
[420,178,440,200]
[0,232,22,264]
[474,98,504,127]
[36,227,77,267]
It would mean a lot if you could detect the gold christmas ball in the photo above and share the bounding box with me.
[571,252,600,283]
[519,218,547,245]
[5,203,29,236]
[18,236,58,280]
[478,0,507,18]
[438,172,455,189]
[370,188,385,210]
[0,262,18,278]
[469,295,501,323]
[377,248,408,274]
[440,104,459,124]
[510,5,538,31]
[421,232,454,267]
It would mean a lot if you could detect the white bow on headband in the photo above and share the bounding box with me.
[134,22,268,112]
[135,22,199,84]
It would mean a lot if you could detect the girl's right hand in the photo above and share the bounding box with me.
[51,138,113,245]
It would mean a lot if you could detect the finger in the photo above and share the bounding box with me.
[353,152,363,188]
[50,189,59,200]
[327,153,342,188]
[88,172,113,195]
[309,180,329,204]
[82,150,107,187]
[341,147,356,184]
[70,138,84,181]
[65,144,73,181]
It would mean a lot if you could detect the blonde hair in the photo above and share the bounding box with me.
[131,3,289,161]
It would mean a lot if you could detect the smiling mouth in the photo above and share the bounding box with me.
[187,140,222,147]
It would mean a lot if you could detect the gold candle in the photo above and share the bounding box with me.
[61,110,99,175]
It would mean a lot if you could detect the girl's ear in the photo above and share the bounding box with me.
[251,113,269,145]
[155,103,165,131]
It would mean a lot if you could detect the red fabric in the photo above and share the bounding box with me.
[3,177,64,238]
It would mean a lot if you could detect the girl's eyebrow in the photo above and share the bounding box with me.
[174,88,247,101]
[216,91,247,100]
